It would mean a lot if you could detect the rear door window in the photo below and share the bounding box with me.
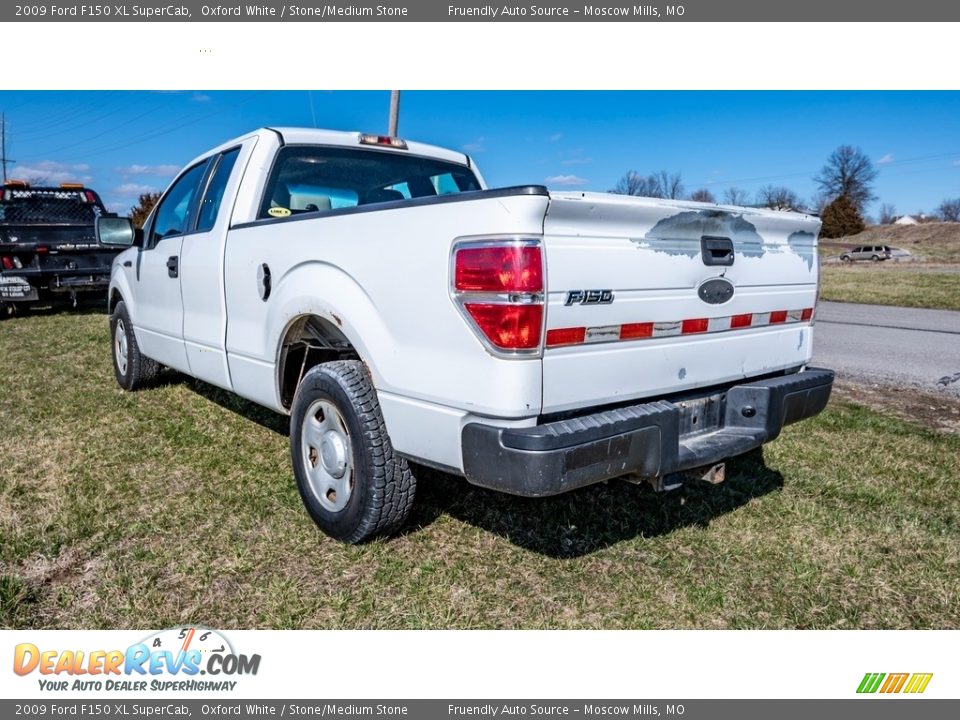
[196,148,240,232]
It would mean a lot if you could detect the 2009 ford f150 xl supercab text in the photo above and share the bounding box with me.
[97,128,834,543]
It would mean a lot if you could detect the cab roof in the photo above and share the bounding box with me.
[192,127,471,170]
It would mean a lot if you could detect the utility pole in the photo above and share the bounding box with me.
[388,91,401,137]
[0,114,14,183]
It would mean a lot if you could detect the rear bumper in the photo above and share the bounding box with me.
[461,368,834,497]
[0,267,111,301]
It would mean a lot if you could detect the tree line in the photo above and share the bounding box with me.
[610,144,960,238]
[125,146,960,239]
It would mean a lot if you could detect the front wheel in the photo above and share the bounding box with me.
[290,360,416,543]
[110,300,160,391]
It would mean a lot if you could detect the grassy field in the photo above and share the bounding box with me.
[1,310,959,629]
[819,265,960,311]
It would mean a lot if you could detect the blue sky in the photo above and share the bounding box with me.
[1,90,958,218]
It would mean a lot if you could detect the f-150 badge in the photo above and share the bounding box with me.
[565,289,614,306]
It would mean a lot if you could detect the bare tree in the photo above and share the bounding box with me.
[938,198,960,222]
[689,188,716,203]
[813,145,878,213]
[610,170,684,199]
[655,170,685,200]
[878,203,897,225]
[808,192,830,215]
[611,171,661,197]
[722,187,750,205]
[611,171,645,196]
[757,185,799,211]
[21,174,51,185]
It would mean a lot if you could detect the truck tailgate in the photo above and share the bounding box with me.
[541,192,820,414]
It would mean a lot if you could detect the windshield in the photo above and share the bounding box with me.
[259,145,482,219]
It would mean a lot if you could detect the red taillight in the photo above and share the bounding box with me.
[769,310,788,324]
[546,326,586,347]
[1,256,13,270]
[455,245,543,293]
[801,307,814,321]
[84,190,97,203]
[453,239,545,353]
[682,318,709,334]
[464,303,543,350]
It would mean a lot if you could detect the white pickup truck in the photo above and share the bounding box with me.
[97,128,833,543]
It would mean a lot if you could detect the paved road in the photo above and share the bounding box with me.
[812,301,960,397]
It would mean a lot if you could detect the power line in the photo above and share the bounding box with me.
[36,102,177,157]
[11,92,124,139]
[701,150,960,189]
[43,92,264,164]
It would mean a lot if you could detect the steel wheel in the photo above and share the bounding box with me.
[300,399,354,512]
[115,318,129,376]
[289,360,416,542]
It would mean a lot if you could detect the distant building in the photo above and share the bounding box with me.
[894,215,919,225]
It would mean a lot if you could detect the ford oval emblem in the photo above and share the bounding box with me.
[698,277,735,305]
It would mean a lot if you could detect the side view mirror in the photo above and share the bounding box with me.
[96,216,137,247]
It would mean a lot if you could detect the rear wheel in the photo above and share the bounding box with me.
[290,360,415,543]
[871,254,880,262]
[110,300,160,391]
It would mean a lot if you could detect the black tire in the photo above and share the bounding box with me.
[0,302,16,319]
[290,360,415,543]
[840,255,851,263]
[871,254,880,262]
[110,300,160,391]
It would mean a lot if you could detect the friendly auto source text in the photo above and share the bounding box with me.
[448,5,681,17]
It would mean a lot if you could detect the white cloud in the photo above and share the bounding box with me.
[14,161,92,184]
[462,137,486,154]
[877,153,895,165]
[114,183,159,196]
[193,93,211,102]
[545,174,588,187]
[116,164,181,177]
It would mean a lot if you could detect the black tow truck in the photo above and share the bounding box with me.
[0,180,122,315]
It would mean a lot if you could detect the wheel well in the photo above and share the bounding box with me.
[108,289,123,314]
[278,315,359,409]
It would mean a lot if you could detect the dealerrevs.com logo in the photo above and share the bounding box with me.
[857,672,933,694]
[13,627,261,692]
